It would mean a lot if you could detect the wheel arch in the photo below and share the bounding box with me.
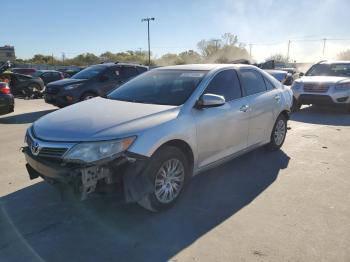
[155,139,195,173]
[80,90,98,100]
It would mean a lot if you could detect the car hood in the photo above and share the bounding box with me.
[47,78,87,87]
[297,76,350,85]
[33,97,180,142]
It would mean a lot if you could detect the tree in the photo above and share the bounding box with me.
[197,33,250,63]
[337,49,350,60]
[265,53,289,64]
[178,50,201,64]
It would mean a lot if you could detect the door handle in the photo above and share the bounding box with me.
[239,104,249,112]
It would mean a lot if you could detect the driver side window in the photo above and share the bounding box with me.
[205,70,242,101]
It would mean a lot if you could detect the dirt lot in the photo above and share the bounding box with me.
[0,98,349,262]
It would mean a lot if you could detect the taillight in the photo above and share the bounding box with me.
[0,83,11,94]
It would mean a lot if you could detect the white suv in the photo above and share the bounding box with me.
[291,61,350,111]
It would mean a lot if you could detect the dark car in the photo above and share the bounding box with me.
[1,72,45,97]
[32,70,64,85]
[0,82,14,115]
[11,68,37,76]
[44,62,148,107]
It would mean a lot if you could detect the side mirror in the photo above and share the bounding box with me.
[299,72,304,77]
[196,93,225,109]
[100,75,109,82]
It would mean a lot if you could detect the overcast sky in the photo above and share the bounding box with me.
[3,0,350,62]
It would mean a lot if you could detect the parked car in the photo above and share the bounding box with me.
[11,68,37,76]
[23,64,292,212]
[0,82,14,115]
[265,69,289,84]
[31,70,65,85]
[44,62,148,107]
[291,60,350,111]
[0,72,45,97]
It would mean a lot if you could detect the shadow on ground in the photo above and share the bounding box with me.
[0,109,56,124]
[291,105,350,126]
[0,148,289,262]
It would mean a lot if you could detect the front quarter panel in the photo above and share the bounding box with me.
[127,113,197,163]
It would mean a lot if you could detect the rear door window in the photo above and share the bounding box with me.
[121,66,140,80]
[240,69,267,96]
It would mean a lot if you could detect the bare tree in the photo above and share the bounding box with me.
[337,49,350,60]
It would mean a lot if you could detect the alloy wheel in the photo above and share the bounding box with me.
[154,158,185,204]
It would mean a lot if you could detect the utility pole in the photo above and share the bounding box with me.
[322,38,327,57]
[249,43,252,57]
[141,17,155,65]
[287,40,291,62]
[51,53,54,65]
[213,39,220,51]
[62,52,65,64]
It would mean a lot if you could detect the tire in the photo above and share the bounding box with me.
[291,97,301,112]
[265,114,287,151]
[137,146,189,212]
[81,92,97,101]
[25,83,41,99]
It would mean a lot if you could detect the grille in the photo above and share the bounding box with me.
[26,133,68,158]
[38,147,67,158]
[303,84,329,93]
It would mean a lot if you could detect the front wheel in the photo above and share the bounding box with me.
[81,92,97,101]
[265,114,287,151]
[138,146,189,212]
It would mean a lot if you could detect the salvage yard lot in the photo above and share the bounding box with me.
[1,98,350,262]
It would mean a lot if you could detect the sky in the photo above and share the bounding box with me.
[3,0,350,62]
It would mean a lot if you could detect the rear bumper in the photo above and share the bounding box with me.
[0,94,14,115]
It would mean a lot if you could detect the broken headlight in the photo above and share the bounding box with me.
[63,136,136,163]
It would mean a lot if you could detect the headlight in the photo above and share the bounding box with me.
[335,82,350,90]
[291,81,302,90]
[64,83,82,90]
[63,136,136,163]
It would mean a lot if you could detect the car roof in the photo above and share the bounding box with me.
[156,64,257,71]
[36,70,60,73]
[319,60,350,64]
[265,69,287,74]
[99,62,148,68]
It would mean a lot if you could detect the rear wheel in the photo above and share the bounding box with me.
[265,114,287,151]
[27,83,42,99]
[138,146,189,212]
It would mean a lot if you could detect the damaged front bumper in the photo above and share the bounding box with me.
[22,147,153,203]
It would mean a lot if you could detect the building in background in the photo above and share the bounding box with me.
[0,46,15,63]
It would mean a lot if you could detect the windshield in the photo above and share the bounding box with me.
[108,69,207,106]
[71,65,106,79]
[306,63,350,77]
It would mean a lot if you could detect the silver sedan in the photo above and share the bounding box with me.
[23,64,293,211]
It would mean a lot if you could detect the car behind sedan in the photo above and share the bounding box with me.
[0,82,14,115]
[23,64,292,212]
[291,60,350,111]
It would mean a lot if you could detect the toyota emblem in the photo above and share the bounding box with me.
[31,141,41,156]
